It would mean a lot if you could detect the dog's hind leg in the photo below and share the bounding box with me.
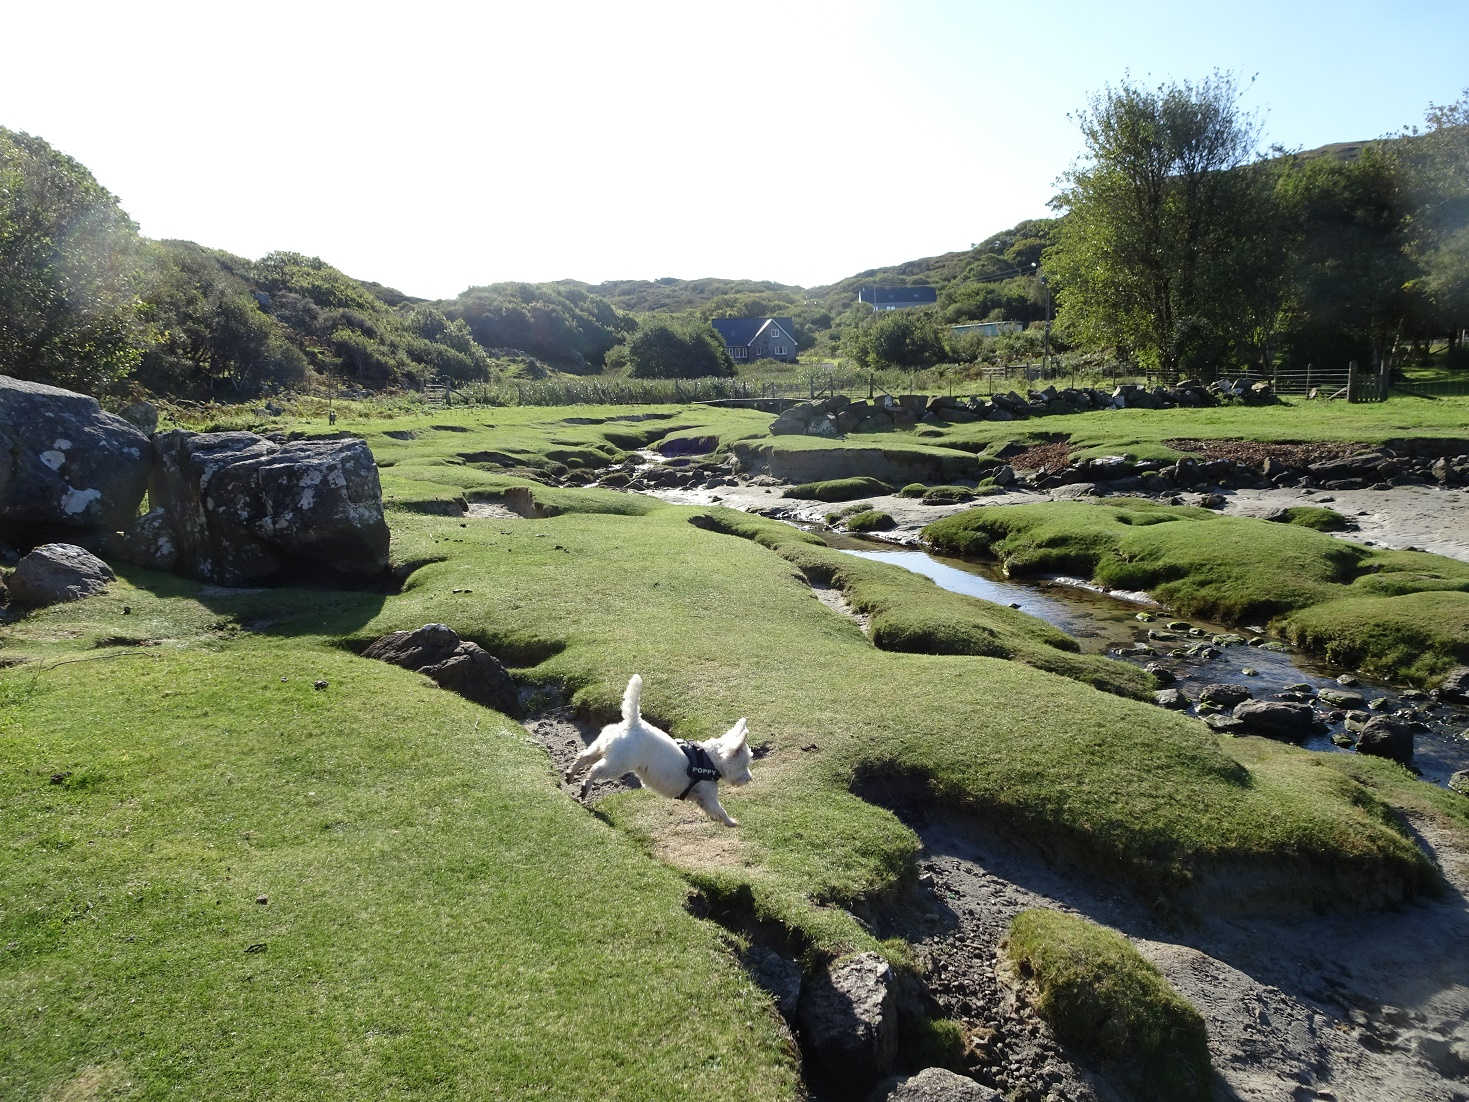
[691,785,739,828]
[578,757,622,799]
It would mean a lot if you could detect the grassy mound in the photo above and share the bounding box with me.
[924,501,1469,683]
[843,509,897,533]
[1005,909,1210,1102]
[1271,505,1350,531]
[783,476,894,502]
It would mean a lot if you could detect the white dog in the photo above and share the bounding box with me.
[564,674,753,827]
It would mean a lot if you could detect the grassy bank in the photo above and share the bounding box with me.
[1005,909,1210,1102]
[6,399,1469,1097]
[924,501,1469,684]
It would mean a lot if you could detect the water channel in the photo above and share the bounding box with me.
[832,539,1469,788]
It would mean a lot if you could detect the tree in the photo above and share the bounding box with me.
[1274,146,1414,372]
[1401,89,1469,347]
[1045,73,1281,378]
[842,309,948,369]
[624,321,733,378]
[0,128,146,392]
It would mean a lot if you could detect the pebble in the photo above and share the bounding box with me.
[313,679,328,691]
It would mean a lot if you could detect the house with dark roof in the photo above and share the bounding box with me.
[858,286,938,311]
[710,317,798,364]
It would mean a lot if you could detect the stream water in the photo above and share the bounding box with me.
[834,541,1469,788]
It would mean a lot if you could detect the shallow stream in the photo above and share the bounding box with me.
[833,540,1469,787]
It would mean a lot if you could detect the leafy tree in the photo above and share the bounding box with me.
[1045,73,1282,378]
[139,241,307,397]
[843,309,948,369]
[446,282,632,372]
[1401,89,1469,346]
[0,128,146,392]
[1274,147,1414,371]
[624,321,733,378]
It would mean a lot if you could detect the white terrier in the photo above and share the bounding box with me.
[564,674,753,827]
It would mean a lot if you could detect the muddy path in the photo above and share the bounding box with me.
[869,798,1469,1102]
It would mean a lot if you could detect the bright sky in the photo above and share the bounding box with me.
[4,0,1465,298]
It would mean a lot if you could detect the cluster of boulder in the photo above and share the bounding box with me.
[588,453,744,496]
[745,947,995,1101]
[768,379,1275,437]
[1031,444,1469,494]
[1158,672,1469,763]
[1,375,389,599]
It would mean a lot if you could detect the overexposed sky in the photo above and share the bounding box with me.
[4,0,1465,298]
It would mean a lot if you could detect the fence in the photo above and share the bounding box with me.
[1392,378,1469,398]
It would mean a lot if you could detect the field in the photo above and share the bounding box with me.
[4,396,1468,1099]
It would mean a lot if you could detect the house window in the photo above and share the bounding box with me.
[774,345,785,355]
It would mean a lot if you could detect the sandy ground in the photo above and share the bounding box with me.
[1223,485,1469,562]
[889,808,1469,1102]
[653,478,1469,564]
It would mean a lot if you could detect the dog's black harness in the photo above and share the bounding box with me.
[675,740,722,799]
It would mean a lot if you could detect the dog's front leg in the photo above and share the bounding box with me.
[579,758,619,799]
[564,743,604,786]
[693,785,739,828]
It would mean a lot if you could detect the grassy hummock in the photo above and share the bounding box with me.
[842,509,897,533]
[924,501,1469,684]
[1005,909,1210,1102]
[783,476,894,502]
[1271,505,1351,531]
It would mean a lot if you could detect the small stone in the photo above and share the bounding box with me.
[313,679,328,691]
[1337,674,1360,687]
[256,895,268,905]
[1242,667,1259,677]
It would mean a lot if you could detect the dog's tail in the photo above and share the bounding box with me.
[621,674,643,725]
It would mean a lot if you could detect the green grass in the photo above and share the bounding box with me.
[927,394,1469,461]
[1271,505,1351,531]
[842,509,897,533]
[924,501,1469,684]
[6,399,1469,1097]
[782,476,894,502]
[1006,909,1210,1102]
[0,639,797,1100]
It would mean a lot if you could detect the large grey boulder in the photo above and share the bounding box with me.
[1356,716,1414,763]
[1231,699,1317,741]
[870,1068,1001,1102]
[0,375,152,536]
[148,430,389,585]
[363,623,517,715]
[1199,683,1253,709]
[7,543,115,607]
[797,951,899,1092]
[1438,667,1469,702]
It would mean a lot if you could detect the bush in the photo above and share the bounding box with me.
[626,321,734,379]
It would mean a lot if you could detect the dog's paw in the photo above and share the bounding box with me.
[724,817,740,828]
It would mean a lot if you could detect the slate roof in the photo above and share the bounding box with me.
[858,286,938,306]
[711,317,796,347]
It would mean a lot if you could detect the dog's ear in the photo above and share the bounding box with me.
[729,718,749,745]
